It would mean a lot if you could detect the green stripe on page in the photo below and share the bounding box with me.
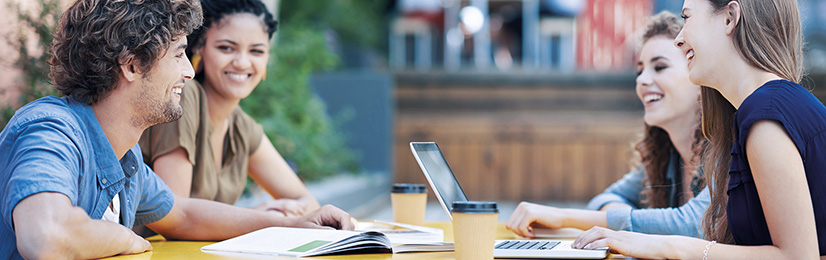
[288,240,332,253]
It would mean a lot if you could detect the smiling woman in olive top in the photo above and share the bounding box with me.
[139,0,319,217]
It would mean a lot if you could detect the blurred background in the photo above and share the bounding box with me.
[2,0,826,220]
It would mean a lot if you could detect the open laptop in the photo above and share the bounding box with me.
[410,142,608,259]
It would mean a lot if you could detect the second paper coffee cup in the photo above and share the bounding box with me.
[390,183,427,226]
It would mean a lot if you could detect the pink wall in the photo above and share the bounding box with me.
[0,1,23,108]
[0,0,71,109]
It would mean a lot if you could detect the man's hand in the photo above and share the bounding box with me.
[119,235,152,255]
[289,205,355,230]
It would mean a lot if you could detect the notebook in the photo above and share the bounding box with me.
[410,142,608,259]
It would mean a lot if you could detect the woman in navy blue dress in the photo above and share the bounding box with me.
[572,0,825,259]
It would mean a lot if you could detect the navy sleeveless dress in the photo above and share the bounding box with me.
[728,79,826,255]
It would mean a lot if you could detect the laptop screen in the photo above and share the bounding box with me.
[410,142,468,219]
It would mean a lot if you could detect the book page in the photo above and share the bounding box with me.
[356,220,453,253]
[201,227,366,257]
[357,220,445,245]
[392,242,454,253]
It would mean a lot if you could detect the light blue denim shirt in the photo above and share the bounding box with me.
[0,96,174,259]
[585,152,709,237]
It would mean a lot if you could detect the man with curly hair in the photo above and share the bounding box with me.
[0,0,353,259]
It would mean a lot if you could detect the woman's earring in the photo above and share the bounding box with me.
[191,54,202,74]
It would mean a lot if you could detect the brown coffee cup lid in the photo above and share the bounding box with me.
[452,201,498,213]
[392,183,427,193]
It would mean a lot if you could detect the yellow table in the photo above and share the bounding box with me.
[107,222,630,259]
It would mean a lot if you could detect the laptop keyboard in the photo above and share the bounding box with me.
[495,240,561,250]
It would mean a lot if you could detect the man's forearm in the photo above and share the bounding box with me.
[14,193,148,259]
[148,197,292,241]
[63,218,149,259]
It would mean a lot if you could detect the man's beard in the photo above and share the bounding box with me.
[156,100,183,123]
[133,91,183,128]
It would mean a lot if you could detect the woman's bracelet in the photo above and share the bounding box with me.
[702,240,717,260]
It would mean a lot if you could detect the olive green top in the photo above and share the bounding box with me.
[139,80,264,204]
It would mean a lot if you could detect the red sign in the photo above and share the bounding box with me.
[577,0,654,71]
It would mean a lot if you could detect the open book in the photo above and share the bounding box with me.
[356,220,453,253]
[201,224,453,257]
[201,227,392,257]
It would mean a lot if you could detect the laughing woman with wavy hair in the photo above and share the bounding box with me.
[507,11,710,238]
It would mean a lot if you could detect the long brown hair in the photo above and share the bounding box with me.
[637,123,705,208]
[635,11,706,208]
[701,0,803,243]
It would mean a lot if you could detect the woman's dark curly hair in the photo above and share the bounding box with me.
[50,0,203,105]
[186,0,278,77]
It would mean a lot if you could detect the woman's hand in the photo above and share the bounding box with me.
[506,202,610,238]
[573,226,686,259]
[506,202,566,238]
[252,199,309,217]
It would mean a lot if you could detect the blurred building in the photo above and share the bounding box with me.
[389,0,654,202]
[389,0,653,72]
[388,0,826,73]
[388,0,826,203]
[800,0,826,72]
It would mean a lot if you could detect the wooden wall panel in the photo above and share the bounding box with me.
[393,72,646,202]
[394,113,642,202]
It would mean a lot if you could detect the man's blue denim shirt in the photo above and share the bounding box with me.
[0,96,174,258]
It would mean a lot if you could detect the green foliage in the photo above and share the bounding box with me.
[1,0,62,129]
[240,1,387,181]
[242,24,359,181]
[278,0,386,49]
